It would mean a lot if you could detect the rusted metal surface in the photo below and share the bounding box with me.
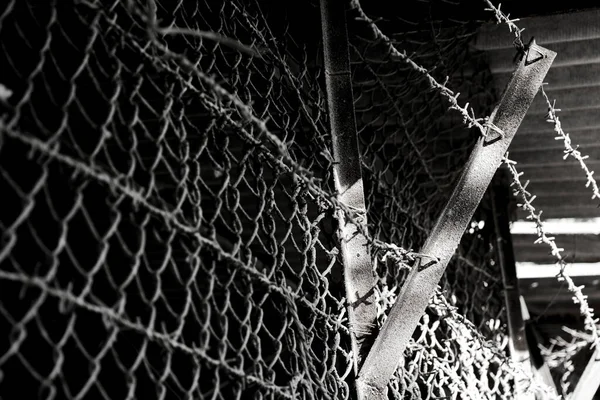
[355,43,556,399]
[320,0,378,371]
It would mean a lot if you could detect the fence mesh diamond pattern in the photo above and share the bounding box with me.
[0,0,521,399]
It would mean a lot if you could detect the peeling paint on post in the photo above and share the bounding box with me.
[355,43,556,399]
[319,0,378,372]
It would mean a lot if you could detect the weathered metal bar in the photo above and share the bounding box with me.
[490,169,535,399]
[319,0,378,371]
[356,43,556,399]
[569,348,600,400]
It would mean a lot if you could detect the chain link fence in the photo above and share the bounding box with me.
[0,0,540,398]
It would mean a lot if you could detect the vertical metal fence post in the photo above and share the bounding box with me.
[319,0,378,374]
[491,169,536,399]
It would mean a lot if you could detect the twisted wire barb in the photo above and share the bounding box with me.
[540,85,600,202]
[542,330,590,393]
[504,156,600,352]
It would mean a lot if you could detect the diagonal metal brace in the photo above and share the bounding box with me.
[355,43,556,400]
[569,346,600,400]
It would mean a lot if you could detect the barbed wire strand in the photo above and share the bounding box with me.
[483,0,526,50]
[350,0,500,140]
[484,0,600,351]
[503,156,600,352]
[0,0,580,397]
[540,85,600,202]
[0,121,349,334]
[351,1,600,393]
[0,269,297,398]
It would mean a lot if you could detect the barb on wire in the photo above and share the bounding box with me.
[483,1,526,51]
[503,156,600,351]
[158,27,262,57]
[540,85,600,202]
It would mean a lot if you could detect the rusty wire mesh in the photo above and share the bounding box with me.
[0,0,532,399]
